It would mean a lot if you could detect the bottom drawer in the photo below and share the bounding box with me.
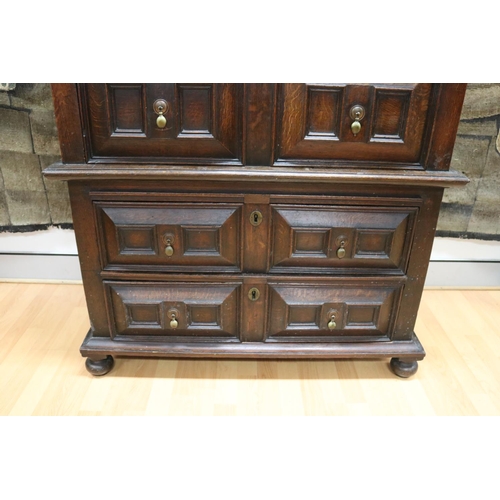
[105,281,241,339]
[267,280,403,342]
[103,277,404,343]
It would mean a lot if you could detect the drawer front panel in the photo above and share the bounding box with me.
[83,83,242,163]
[105,281,241,339]
[276,83,432,165]
[267,280,403,341]
[97,202,242,272]
[270,204,418,272]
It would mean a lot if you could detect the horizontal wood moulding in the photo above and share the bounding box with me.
[80,329,425,360]
[44,163,468,187]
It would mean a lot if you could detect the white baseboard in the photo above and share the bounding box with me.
[0,254,82,281]
[425,261,500,287]
[0,231,499,286]
[0,254,498,287]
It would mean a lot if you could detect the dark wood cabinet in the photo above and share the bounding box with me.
[45,83,468,377]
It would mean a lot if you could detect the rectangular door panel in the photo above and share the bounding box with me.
[83,83,242,163]
[276,83,432,165]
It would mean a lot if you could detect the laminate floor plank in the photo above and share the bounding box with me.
[2,284,500,416]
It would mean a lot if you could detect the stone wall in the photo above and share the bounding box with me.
[437,84,500,239]
[0,83,69,230]
[0,83,499,239]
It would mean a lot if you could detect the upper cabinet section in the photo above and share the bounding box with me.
[275,83,432,167]
[50,83,466,174]
[82,84,243,164]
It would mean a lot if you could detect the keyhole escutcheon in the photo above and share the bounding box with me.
[249,210,263,226]
[248,288,260,301]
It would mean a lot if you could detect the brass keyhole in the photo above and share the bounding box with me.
[248,288,260,301]
[250,210,263,227]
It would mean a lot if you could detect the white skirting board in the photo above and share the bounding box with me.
[0,230,499,286]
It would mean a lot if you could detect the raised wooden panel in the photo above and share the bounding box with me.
[96,202,242,272]
[177,84,213,136]
[118,225,157,255]
[267,280,402,340]
[106,281,240,338]
[107,84,146,136]
[271,204,418,272]
[83,83,242,163]
[371,88,411,142]
[276,83,432,166]
[306,85,343,138]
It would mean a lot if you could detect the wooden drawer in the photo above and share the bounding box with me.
[96,201,242,273]
[105,281,241,339]
[82,83,242,164]
[270,203,418,273]
[267,279,403,342]
[276,83,432,166]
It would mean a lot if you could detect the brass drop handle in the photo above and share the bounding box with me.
[153,99,169,129]
[170,313,178,329]
[337,240,346,259]
[165,239,174,257]
[349,105,365,137]
[328,315,337,330]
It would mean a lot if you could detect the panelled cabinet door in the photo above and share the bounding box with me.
[82,84,242,163]
[276,83,432,166]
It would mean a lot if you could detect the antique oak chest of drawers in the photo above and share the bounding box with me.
[45,83,468,377]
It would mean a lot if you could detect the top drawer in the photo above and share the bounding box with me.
[82,84,243,164]
[275,83,432,166]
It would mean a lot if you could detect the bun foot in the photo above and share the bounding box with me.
[390,357,418,378]
[85,355,114,376]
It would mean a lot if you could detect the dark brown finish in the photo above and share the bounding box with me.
[85,355,114,376]
[45,84,468,378]
[51,84,86,163]
[276,83,432,166]
[390,357,419,378]
[81,83,243,164]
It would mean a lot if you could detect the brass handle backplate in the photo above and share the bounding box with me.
[349,105,365,137]
[154,99,169,129]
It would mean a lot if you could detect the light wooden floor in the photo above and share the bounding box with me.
[1,283,499,416]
